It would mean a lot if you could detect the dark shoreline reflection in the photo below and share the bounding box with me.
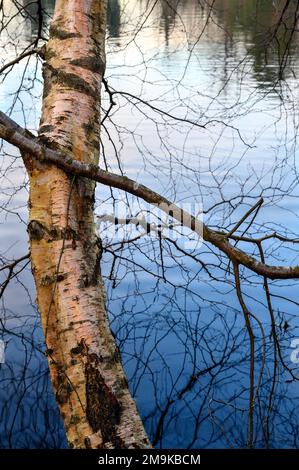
[107,0,121,39]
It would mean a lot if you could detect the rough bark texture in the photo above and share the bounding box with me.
[24,0,151,449]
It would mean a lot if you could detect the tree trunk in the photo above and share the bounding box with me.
[25,0,151,449]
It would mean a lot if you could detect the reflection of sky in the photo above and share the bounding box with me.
[0,0,299,448]
[102,0,299,240]
[1,0,32,46]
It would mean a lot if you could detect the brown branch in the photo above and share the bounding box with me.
[1,110,299,280]
[227,198,264,238]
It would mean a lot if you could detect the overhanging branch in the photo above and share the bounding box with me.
[1,109,299,280]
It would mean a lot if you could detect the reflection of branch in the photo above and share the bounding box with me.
[256,241,278,447]
[0,48,42,75]
[103,84,253,147]
[0,253,30,299]
[233,263,255,449]
[1,110,299,279]
[227,198,263,238]
[101,78,116,124]
[226,198,263,275]
[153,355,231,446]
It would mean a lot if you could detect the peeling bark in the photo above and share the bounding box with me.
[24,0,151,449]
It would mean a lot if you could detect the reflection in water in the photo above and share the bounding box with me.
[105,0,299,87]
[159,0,179,45]
[212,0,299,83]
[1,0,299,449]
[107,0,121,38]
[0,0,54,46]
[23,0,55,38]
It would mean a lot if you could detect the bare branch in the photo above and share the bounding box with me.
[1,110,299,280]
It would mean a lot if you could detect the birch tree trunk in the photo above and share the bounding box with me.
[25,0,151,449]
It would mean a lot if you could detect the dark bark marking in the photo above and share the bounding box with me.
[28,220,45,241]
[39,124,55,134]
[28,220,79,243]
[49,24,82,40]
[85,356,122,445]
[56,370,73,405]
[70,56,105,75]
[40,272,67,286]
[45,65,98,98]
[69,415,80,426]
[45,348,54,356]
[84,437,92,449]
[70,342,85,356]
